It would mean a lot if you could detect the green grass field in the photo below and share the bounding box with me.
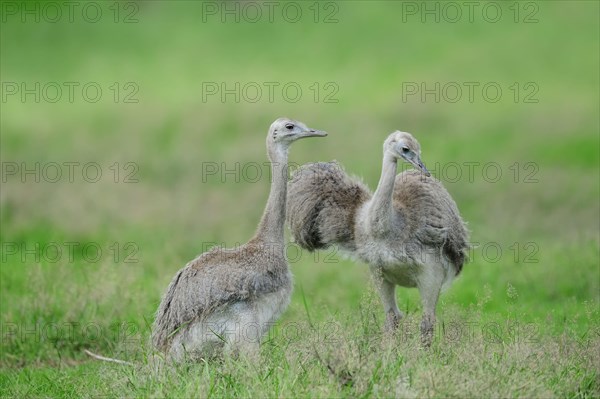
[1,1,599,397]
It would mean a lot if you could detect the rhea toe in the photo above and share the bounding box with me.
[287,131,469,346]
[152,118,326,361]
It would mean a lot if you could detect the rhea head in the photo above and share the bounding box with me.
[384,131,430,176]
[268,118,327,150]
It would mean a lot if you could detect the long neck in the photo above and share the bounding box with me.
[254,144,289,245]
[367,152,397,236]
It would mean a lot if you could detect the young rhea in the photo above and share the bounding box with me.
[152,118,326,361]
[286,131,468,346]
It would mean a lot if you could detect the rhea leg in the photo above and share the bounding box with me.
[370,265,403,332]
[417,266,443,347]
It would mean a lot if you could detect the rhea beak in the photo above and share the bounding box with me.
[413,156,431,177]
[396,144,431,177]
[300,129,327,138]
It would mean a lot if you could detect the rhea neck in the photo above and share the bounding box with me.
[368,151,398,236]
[254,141,290,246]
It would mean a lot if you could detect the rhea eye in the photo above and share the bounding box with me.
[285,124,294,130]
[402,147,410,153]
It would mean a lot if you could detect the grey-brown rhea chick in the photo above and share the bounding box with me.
[287,130,468,346]
[152,118,326,361]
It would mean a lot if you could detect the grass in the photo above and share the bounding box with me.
[1,1,599,397]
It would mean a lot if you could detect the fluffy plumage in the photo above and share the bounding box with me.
[287,164,467,273]
[151,240,290,351]
[392,170,468,274]
[286,162,371,252]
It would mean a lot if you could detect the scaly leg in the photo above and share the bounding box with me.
[417,266,443,347]
[370,265,403,332]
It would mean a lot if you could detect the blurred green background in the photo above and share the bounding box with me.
[0,0,598,393]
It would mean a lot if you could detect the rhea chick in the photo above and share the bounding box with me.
[287,131,468,346]
[152,118,327,361]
